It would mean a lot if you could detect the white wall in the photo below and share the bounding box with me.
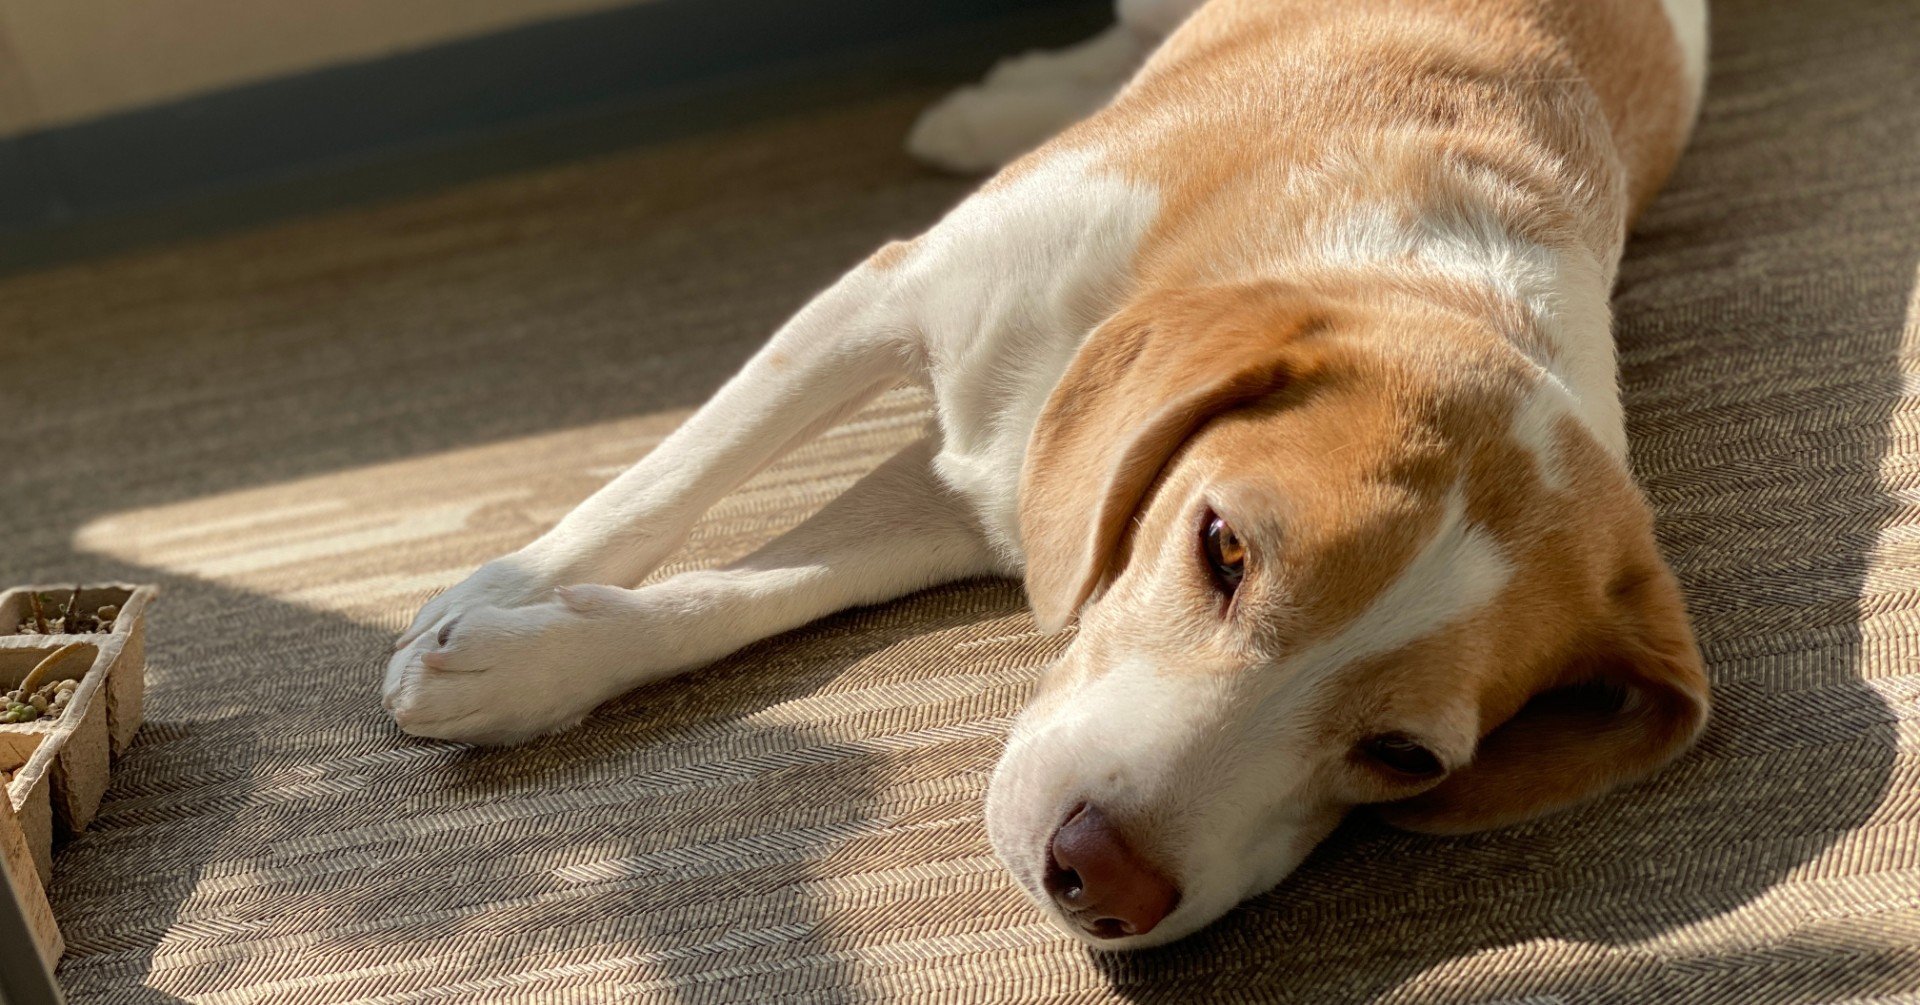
[0,0,649,137]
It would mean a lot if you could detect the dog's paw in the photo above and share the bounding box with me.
[907,30,1142,174]
[383,592,623,745]
[395,556,558,653]
[907,83,1095,174]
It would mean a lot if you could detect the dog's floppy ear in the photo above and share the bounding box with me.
[1379,553,1710,835]
[1017,284,1336,631]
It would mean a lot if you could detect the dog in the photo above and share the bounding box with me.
[384,0,1712,949]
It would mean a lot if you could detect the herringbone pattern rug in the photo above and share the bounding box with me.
[2,0,1917,1000]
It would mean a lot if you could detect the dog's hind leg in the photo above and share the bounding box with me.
[394,256,919,652]
[384,437,997,744]
[906,0,1207,173]
[907,24,1146,174]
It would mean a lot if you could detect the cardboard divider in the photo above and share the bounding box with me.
[0,776,61,968]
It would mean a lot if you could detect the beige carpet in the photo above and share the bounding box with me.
[3,0,1919,1000]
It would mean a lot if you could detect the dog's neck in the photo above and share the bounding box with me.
[1133,149,1630,459]
[1309,204,1627,461]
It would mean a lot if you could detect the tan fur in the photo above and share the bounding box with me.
[1020,282,1343,630]
[867,240,915,271]
[1030,0,1697,278]
[1024,282,1706,838]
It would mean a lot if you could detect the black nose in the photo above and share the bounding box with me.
[1042,803,1181,938]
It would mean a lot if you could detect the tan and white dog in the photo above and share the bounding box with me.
[384,0,1712,949]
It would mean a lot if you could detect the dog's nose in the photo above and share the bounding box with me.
[1043,803,1180,939]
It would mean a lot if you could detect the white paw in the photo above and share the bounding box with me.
[906,87,1008,173]
[906,83,1103,174]
[982,48,1087,89]
[907,27,1143,174]
[394,556,558,653]
[982,32,1144,89]
[383,590,623,745]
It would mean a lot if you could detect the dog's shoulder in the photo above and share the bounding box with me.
[868,148,1162,568]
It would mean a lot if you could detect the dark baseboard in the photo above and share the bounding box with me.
[0,0,1107,269]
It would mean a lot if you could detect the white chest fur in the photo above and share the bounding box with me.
[881,149,1161,570]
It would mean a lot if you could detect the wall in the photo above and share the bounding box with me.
[0,0,646,137]
[0,0,1105,245]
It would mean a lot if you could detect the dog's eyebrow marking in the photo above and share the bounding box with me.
[1286,486,1512,685]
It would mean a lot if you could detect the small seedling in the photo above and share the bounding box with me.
[14,586,117,635]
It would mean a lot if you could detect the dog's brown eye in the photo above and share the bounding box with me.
[1361,733,1443,779]
[1202,513,1247,593]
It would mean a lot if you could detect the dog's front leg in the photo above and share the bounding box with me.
[391,259,915,657]
[385,437,996,744]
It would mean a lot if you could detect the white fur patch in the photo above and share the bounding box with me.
[1659,0,1710,101]
[987,650,1250,945]
[886,148,1161,569]
[1316,203,1627,457]
[1511,374,1581,491]
[1288,487,1514,683]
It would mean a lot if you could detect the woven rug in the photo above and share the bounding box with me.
[3,0,1918,1000]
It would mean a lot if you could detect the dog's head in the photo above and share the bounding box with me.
[994,281,1708,948]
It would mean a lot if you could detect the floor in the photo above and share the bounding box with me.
[3,1,1919,1001]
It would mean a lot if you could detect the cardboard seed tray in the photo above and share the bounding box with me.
[0,772,60,968]
[0,583,154,963]
[1,585,151,758]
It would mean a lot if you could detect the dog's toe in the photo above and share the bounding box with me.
[382,604,592,744]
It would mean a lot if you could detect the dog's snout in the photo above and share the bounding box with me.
[1043,803,1180,939]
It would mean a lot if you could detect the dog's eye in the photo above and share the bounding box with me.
[1202,512,1247,593]
[1360,733,1444,779]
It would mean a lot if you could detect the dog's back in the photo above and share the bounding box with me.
[1061,0,1704,268]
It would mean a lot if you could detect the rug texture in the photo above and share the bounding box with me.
[3,0,1919,1001]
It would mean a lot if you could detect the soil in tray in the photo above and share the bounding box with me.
[6,586,127,637]
[0,645,93,724]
